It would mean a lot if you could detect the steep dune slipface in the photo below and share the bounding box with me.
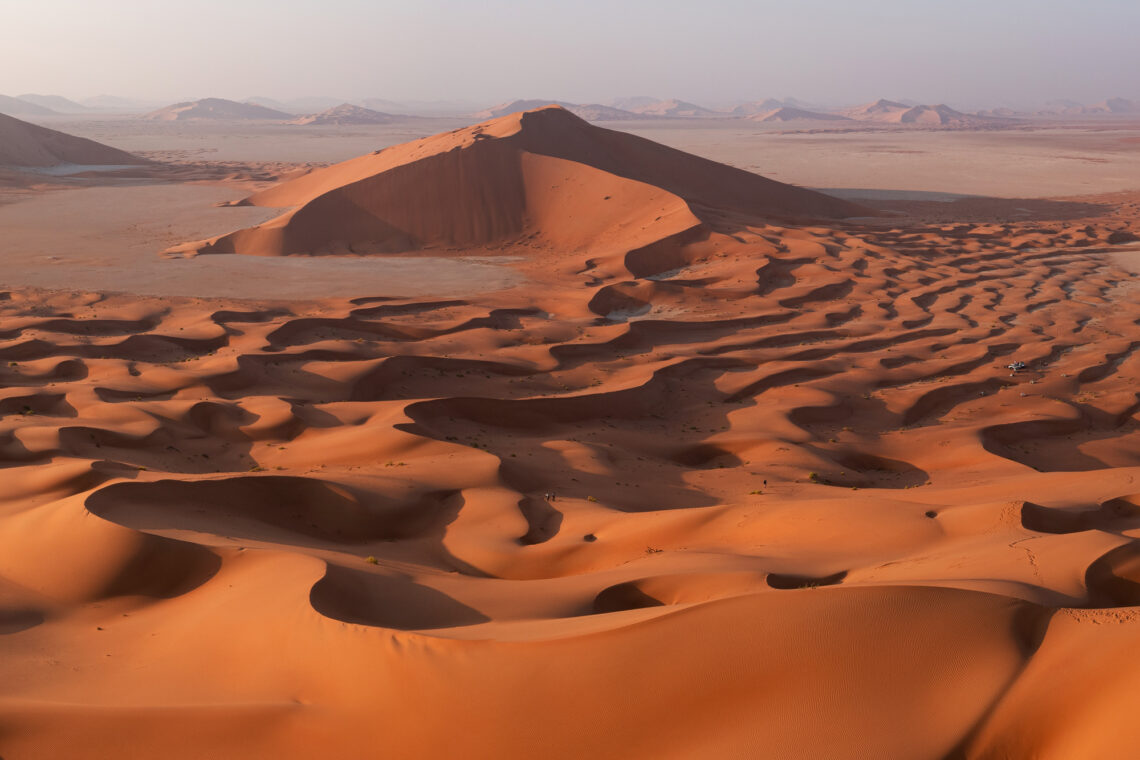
[174,106,867,257]
[0,112,149,167]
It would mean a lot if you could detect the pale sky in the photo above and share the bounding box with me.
[3,0,1137,108]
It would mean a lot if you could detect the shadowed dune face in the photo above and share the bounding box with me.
[4,121,1140,757]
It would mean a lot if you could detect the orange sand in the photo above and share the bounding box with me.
[1,108,1140,759]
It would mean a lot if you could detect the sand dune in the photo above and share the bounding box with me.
[628,98,722,118]
[842,99,997,126]
[143,98,292,121]
[896,103,991,125]
[1,183,1140,757]
[288,103,403,126]
[3,102,1140,759]
[750,106,851,122]
[1095,97,1139,114]
[172,105,867,257]
[731,98,789,115]
[1035,97,1140,116]
[841,97,912,120]
[0,112,149,167]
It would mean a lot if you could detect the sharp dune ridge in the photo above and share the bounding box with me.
[3,103,1140,759]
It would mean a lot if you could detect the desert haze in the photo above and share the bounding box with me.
[2,4,1140,757]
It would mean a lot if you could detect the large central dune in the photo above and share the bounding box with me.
[175,105,868,257]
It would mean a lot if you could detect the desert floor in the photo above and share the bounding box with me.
[2,117,1140,759]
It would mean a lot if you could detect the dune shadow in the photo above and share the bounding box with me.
[86,476,463,547]
[593,581,666,613]
[980,419,1110,472]
[766,570,847,590]
[1084,542,1140,607]
[309,565,489,630]
[0,608,44,635]
[1021,498,1140,535]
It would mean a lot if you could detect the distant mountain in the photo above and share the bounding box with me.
[17,94,89,113]
[895,104,982,125]
[1098,97,1139,114]
[245,96,298,113]
[629,99,723,118]
[976,107,1021,118]
[0,112,149,167]
[1031,98,1140,117]
[359,97,406,112]
[0,94,56,117]
[841,98,911,120]
[143,98,292,121]
[731,99,788,116]
[289,103,403,125]
[362,98,476,115]
[476,99,644,122]
[1040,99,1085,114]
[247,96,347,114]
[608,96,661,111]
[749,107,851,123]
[81,94,152,112]
[841,99,995,126]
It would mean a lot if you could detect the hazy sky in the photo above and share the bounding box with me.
[3,0,1137,108]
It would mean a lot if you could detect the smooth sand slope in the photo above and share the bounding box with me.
[0,112,149,167]
[172,105,867,257]
[2,108,1140,759]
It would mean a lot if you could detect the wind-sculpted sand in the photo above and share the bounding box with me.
[3,108,1140,759]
